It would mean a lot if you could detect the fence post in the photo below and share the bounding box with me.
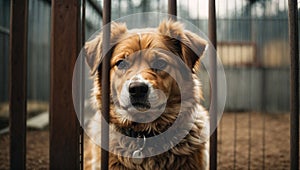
[168,0,177,20]
[288,0,299,170]
[101,0,111,169]
[50,0,81,169]
[80,1,86,169]
[208,0,217,170]
[9,0,28,169]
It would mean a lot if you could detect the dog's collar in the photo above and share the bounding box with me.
[120,128,157,138]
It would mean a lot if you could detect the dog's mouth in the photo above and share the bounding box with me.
[131,101,151,111]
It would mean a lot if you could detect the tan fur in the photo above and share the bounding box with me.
[84,20,209,170]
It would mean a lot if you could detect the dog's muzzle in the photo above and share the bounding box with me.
[129,82,151,110]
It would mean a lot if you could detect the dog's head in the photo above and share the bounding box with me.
[85,20,207,133]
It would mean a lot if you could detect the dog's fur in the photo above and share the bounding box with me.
[84,20,209,170]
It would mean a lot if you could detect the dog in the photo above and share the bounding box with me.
[83,20,209,170]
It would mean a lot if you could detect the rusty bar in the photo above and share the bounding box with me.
[9,0,28,169]
[288,0,299,169]
[208,0,217,170]
[50,0,81,169]
[101,0,111,169]
[82,0,86,47]
[168,0,177,20]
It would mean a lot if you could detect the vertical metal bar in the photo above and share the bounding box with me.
[9,0,28,169]
[247,105,251,170]
[233,113,237,170]
[208,0,217,170]
[247,4,252,168]
[218,117,223,167]
[101,0,111,169]
[80,0,86,169]
[50,0,80,169]
[261,4,267,170]
[288,0,299,170]
[262,106,266,170]
[168,0,177,20]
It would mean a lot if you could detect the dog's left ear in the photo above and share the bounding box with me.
[158,20,208,71]
[84,22,128,76]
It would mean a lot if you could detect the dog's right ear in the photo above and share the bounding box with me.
[158,20,208,72]
[84,22,128,76]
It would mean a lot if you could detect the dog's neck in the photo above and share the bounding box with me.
[119,127,157,138]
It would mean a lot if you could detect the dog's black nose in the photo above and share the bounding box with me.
[129,82,149,98]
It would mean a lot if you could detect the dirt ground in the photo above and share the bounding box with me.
[0,112,296,170]
[217,112,292,170]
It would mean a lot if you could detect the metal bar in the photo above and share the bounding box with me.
[101,0,111,169]
[82,0,86,45]
[218,118,223,166]
[80,0,86,169]
[262,107,266,170]
[168,0,177,20]
[50,0,81,169]
[9,0,28,169]
[248,99,252,170]
[288,0,299,169]
[208,0,217,170]
[233,113,237,170]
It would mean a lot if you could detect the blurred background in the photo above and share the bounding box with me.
[0,0,293,112]
[0,0,298,169]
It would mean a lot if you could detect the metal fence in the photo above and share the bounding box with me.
[0,0,296,112]
[0,0,101,103]
[0,0,296,113]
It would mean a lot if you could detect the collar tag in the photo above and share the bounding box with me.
[131,135,146,164]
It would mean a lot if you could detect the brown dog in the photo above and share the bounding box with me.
[84,20,209,170]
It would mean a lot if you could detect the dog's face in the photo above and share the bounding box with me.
[110,33,185,125]
[85,20,207,132]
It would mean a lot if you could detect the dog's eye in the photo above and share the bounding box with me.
[153,59,167,70]
[115,60,129,70]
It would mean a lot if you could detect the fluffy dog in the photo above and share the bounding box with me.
[84,20,209,170]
